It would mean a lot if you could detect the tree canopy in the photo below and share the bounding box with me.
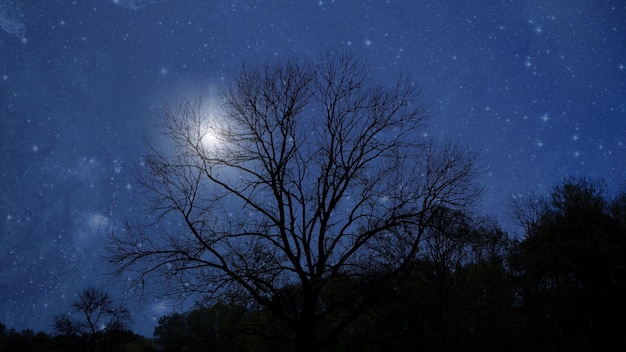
[511,179,626,351]
[109,52,482,351]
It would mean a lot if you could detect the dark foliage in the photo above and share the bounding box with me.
[3,181,625,351]
[510,178,626,351]
[0,180,626,352]
[0,321,155,352]
[146,178,625,352]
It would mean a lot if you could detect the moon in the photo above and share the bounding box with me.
[197,102,225,150]
[201,125,221,148]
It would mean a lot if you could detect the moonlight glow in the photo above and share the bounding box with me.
[200,123,220,148]
[197,104,225,150]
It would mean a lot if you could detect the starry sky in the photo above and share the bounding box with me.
[1,0,625,336]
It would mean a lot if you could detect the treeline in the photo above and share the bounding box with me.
[0,322,155,352]
[1,179,625,351]
[150,179,626,351]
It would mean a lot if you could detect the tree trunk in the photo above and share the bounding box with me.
[293,291,318,352]
[294,320,316,352]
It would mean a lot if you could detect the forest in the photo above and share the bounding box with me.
[1,178,625,351]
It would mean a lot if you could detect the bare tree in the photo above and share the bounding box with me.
[110,52,482,351]
[52,314,82,338]
[71,287,130,336]
[53,287,131,351]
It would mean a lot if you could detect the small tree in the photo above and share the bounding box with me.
[53,287,131,351]
[74,287,129,336]
[110,52,482,351]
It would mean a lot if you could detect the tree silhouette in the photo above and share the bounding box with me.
[110,52,482,351]
[73,287,130,336]
[53,287,131,352]
[512,179,626,351]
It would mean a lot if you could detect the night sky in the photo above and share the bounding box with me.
[1,0,625,336]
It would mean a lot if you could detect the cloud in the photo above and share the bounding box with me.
[86,213,110,234]
[110,0,160,10]
[0,0,26,40]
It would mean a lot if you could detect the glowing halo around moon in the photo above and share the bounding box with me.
[159,81,227,151]
[196,100,226,151]
[200,123,221,149]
